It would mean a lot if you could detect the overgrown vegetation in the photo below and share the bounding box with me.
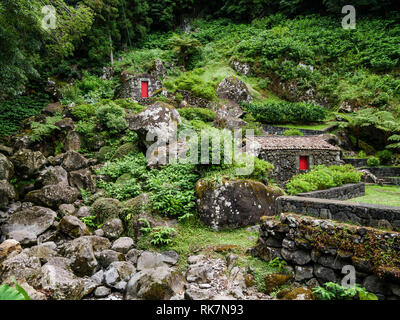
[286,164,363,195]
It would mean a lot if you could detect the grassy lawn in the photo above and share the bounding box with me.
[347,185,400,207]
[276,123,331,130]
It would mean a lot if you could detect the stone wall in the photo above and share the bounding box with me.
[296,183,365,200]
[277,196,400,230]
[258,149,341,186]
[117,73,162,101]
[262,125,336,136]
[343,158,368,167]
[359,166,400,178]
[250,213,400,300]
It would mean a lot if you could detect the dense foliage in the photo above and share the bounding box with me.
[286,164,363,195]
[243,101,328,124]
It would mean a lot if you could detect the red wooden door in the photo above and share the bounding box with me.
[299,156,308,170]
[141,81,149,98]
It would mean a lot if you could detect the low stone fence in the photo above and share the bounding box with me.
[263,124,336,136]
[343,158,368,167]
[277,196,400,230]
[360,166,400,178]
[296,183,365,200]
[250,213,400,300]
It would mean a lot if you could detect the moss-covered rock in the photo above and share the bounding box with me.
[111,142,138,160]
[264,273,293,294]
[196,178,284,230]
[91,197,121,225]
[281,286,315,300]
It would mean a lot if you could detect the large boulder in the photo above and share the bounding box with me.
[195,179,283,230]
[216,76,252,104]
[25,183,80,209]
[0,250,43,287]
[1,206,57,245]
[91,198,121,225]
[41,264,86,300]
[11,149,47,179]
[69,168,96,193]
[0,239,22,263]
[126,102,181,147]
[58,215,90,238]
[0,153,13,180]
[35,166,68,188]
[59,236,110,277]
[61,151,89,172]
[125,265,182,300]
[65,131,82,152]
[0,180,16,209]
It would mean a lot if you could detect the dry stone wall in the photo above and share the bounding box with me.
[250,213,400,300]
[296,183,365,200]
[277,196,400,230]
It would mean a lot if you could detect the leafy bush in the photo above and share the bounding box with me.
[95,102,127,135]
[71,104,97,120]
[139,218,176,246]
[376,150,393,165]
[61,72,115,104]
[178,107,216,122]
[283,128,303,136]
[146,164,199,217]
[30,114,63,142]
[367,157,380,167]
[242,101,327,124]
[313,282,378,300]
[164,71,216,100]
[286,165,362,195]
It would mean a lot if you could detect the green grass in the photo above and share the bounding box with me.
[276,123,331,130]
[347,185,400,207]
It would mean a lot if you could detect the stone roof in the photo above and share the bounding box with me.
[247,135,340,151]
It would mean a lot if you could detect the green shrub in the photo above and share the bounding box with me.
[62,72,115,104]
[165,71,216,100]
[367,157,380,167]
[71,104,97,120]
[146,164,199,217]
[30,114,63,142]
[286,164,362,195]
[282,128,304,136]
[178,107,216,122]
[313,282,378,300]
[242,101,327,124]
[376,150,393,165]
[95,102,127,135]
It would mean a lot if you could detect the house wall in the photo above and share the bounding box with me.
[117,73,162,101]
[258,149,341,186]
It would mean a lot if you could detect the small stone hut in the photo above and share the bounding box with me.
[117,72,162,102]
[248,135,342,186]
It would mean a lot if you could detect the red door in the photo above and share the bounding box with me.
[299,156,308,170]
[141,81,149,98]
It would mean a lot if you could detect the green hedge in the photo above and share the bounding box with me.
[286,164,362,195]
[242,101,327,124]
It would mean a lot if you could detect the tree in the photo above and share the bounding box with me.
[167,33,201,70]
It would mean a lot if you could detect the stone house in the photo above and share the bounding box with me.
[117,73,163,102]
[248,135,342,186]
